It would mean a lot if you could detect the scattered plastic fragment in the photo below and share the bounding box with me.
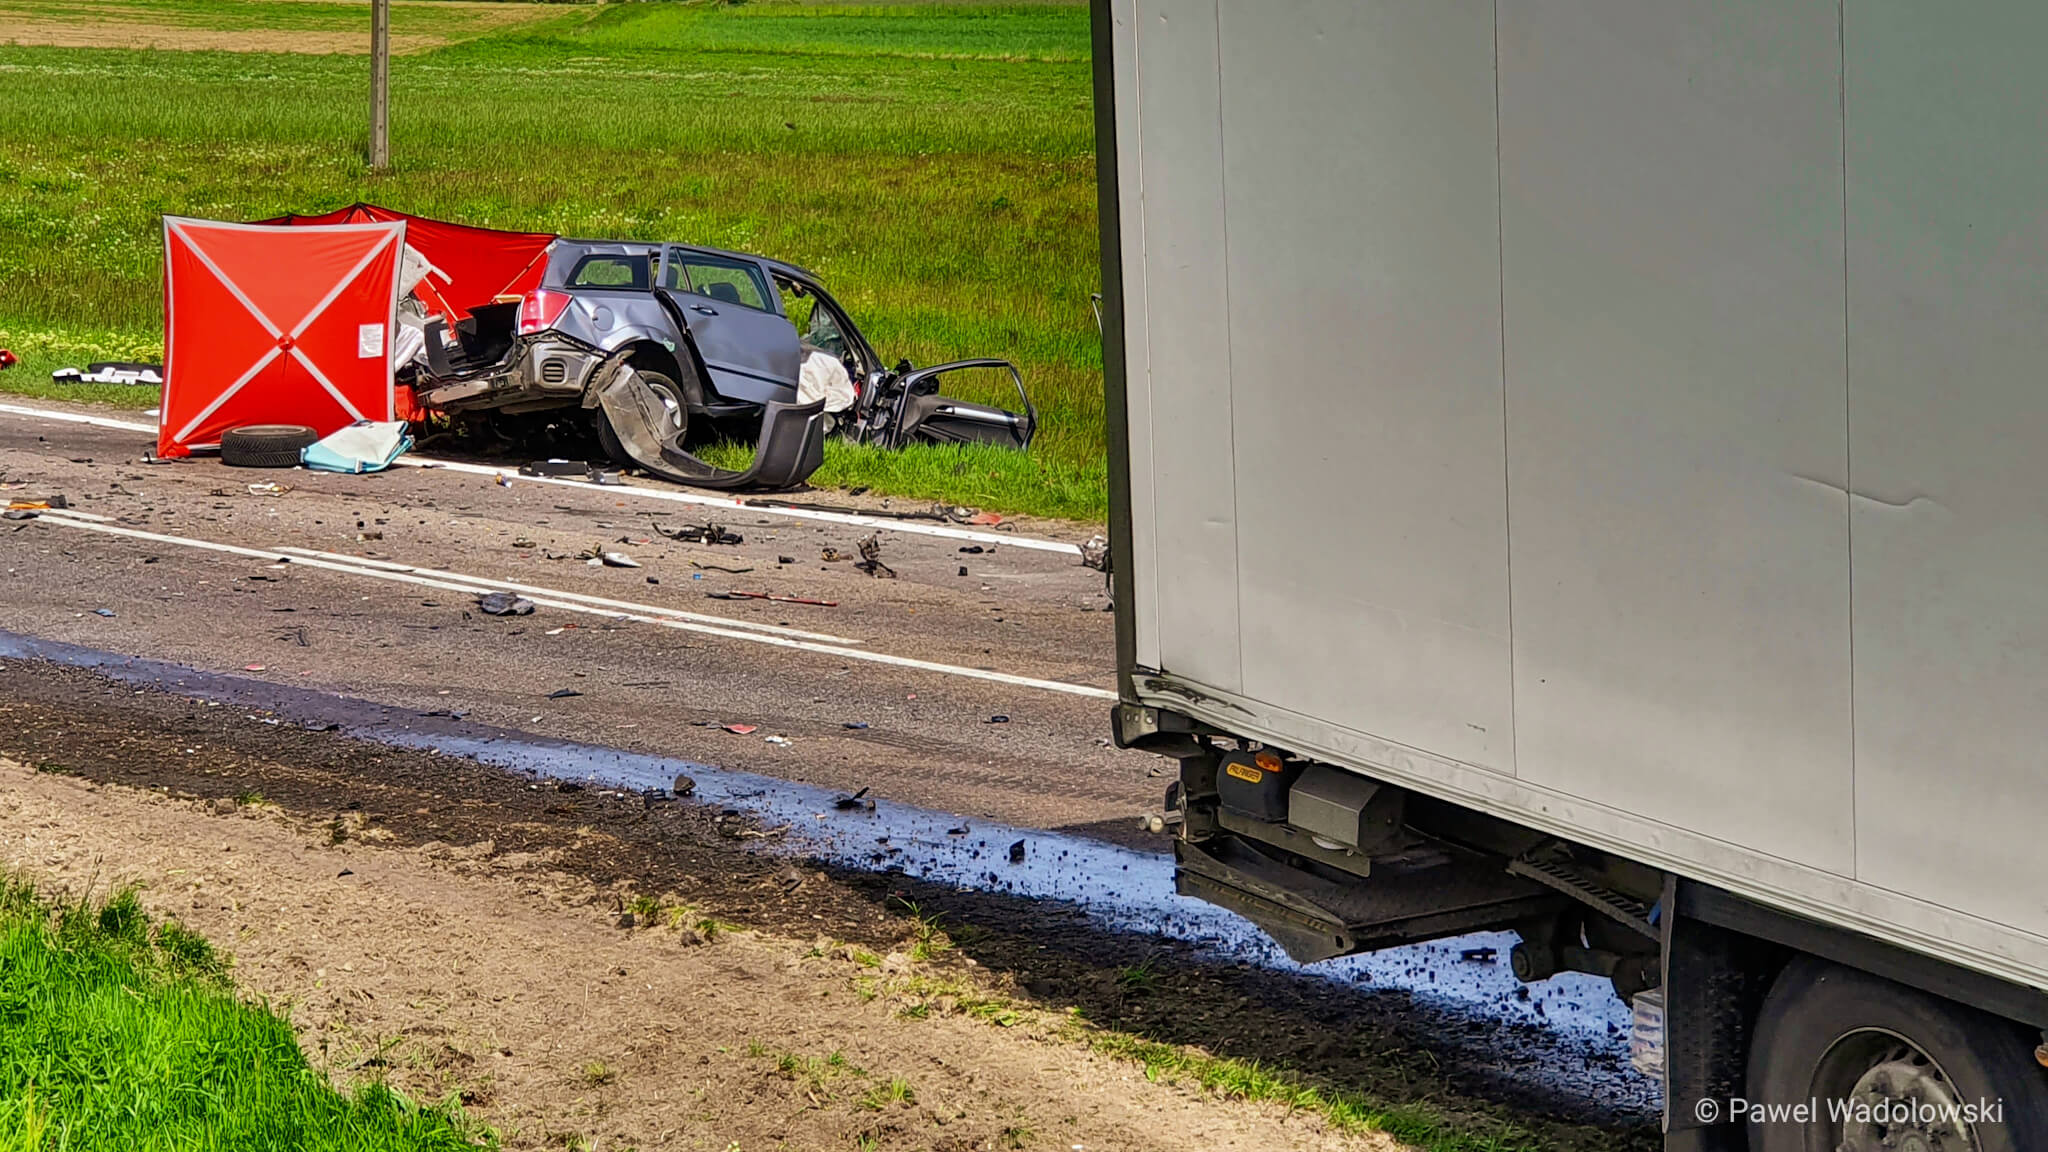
[91,608,115,617]
[722,723,759,735]
[477,591,536,616]
[547,688,583,699]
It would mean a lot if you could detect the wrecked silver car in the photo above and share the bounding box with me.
[408,239,1037,490]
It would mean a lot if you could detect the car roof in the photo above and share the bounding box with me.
[555,238,817,282]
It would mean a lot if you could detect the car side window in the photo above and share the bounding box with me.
[567,255,650,290]
[670,253,772,313]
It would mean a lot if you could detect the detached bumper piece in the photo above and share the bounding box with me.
[1175,834,1565,964]
[598,365,825,491]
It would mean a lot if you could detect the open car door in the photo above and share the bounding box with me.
[656,247,802,405]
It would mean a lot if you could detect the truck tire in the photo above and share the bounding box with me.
[1746,956,2047,1151]
[594,367,689,466]
[220,424,318,468]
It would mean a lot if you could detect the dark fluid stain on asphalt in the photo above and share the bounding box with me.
[0,631,1655,1115]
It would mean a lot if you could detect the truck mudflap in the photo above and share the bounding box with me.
[1175,835,1566,964]
[597,365,826,491]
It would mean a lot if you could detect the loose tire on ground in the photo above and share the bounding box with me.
[220,424,318,468]
[1746,957,2048,1152]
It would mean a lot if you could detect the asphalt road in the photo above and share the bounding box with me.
[0,399,1161,846]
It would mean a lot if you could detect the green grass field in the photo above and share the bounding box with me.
[0,0,1107,520]
[0,878,486,1151]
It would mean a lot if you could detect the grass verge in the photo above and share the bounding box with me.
[0,877,489,1151]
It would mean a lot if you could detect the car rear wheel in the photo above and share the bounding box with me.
[1746,957,2047,1151]
[594,366,688,466]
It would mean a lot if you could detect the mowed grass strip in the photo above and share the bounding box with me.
[0,879,487,1151]
[0,0,1107,520]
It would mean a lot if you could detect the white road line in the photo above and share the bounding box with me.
[30,511,1119,701]
[0,403,156,434]
[396,456,1084,555]
[273,546,861,646]
[0,401,1085,555]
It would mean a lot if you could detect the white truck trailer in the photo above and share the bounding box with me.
[1092,3,2048,1148]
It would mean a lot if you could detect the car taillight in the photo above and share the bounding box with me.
[517,288,572,335]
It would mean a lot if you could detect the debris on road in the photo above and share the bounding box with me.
[842,721,869,730]
[302,421,412,474]
[721,723,759,736]
[690,562,753,574]
[1,509,37,522]
[1081,535,1110,572]
[671,773,696,797]
[959,545,987,554]
[519,459,610,481]
[577,543,641,568]
[833,787,874,812]
[546,689,582,699]
[764,735,792,747]
[91,608,115,618]
[511,537,536,549]
[705,591,838,607]
[1008,839,1027,863]
[854,533,895,579]
[653,520,743,546]
[477,591,537,616]
[246,482,290,496]
[1461,948,1499,964]
[987,714,1010,724]
[822,547,849,562]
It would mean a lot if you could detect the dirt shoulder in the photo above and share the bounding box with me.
[0,659,1651,1150]
[0,764,1376,1152]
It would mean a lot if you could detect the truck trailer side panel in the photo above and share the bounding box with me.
[1114,0,2048,992]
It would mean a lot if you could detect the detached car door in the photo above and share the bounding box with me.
[657,247,802,405]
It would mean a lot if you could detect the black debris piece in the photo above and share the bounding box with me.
[1008,839,1027,864]
[958,566,969,577]
[672,773,697,797]
[1,510,37,521]
[653,519,742,546]
[91,608,115,618]
[1461,947,1498,964]
[547,688,583,699]
[833,787,874,812]
[777,555,795,565]
[987,714,1010,724]
[842,721,869,730]
[958,545,986,555]
[519,459,603,480]
[854,533,895,579]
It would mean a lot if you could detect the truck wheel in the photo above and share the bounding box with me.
[595,367,688,466]
[1746,957,2046,1151]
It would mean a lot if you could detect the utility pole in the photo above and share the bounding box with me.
[369,0,390,170]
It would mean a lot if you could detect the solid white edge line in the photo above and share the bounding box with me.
[394,455,1084,555]
[0,400,1086,555]
[274,546,863,646]
[31,512,1117,701]
[0,404,156,434]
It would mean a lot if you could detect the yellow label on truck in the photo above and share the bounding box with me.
[1225,761,1264,784]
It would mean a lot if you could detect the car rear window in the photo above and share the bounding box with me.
[566,254,650,290]
[667,252,772,313]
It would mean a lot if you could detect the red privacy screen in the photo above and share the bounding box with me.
[259,203,555,322]
[158,216,405,458]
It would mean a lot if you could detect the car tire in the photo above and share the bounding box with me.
[220,424,318,468]
[1746,956,2047,1151]
[594,366,689,466]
